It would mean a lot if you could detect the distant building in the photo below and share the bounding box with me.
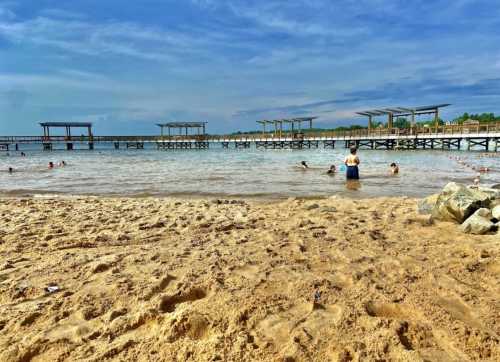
[463,119,480,125]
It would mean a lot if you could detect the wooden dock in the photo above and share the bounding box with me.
[1,123,500,152]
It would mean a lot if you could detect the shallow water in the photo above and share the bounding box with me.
[1,143,499,198]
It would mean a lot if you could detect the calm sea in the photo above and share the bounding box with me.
[1,143,499,198]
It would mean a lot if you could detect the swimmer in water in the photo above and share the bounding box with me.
[300,161,309,169]
[59,160,66,167]
[8,167,13,174]
[48,162,54,169]
[390,162,399,174]
[327,165,336,174]
[344,147,360,180]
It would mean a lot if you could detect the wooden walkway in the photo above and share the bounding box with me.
[1,123,500,151]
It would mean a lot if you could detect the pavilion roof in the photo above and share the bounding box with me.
[40,122,92,127]
[157,122,207,128]
[356,104,451,117]
[257,117,318,124]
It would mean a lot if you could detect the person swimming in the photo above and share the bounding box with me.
[344,147,360,179]
[48,162,54,169]
[390,162,399,174]
[327,165,336,174]
[8,167,13,174]
[300,161,309,169]
[59,160,66,167]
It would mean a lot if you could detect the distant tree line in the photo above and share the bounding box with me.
[452,112,500,124]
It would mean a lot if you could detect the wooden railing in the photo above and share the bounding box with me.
[1,122,500,144]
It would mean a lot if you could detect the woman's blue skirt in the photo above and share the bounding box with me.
[346,166,359,179]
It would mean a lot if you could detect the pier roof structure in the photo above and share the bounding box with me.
[40,121,93,139]
[40,122,92,128]
[257,117,318,137]
[356,104,451,129]
[157,122,207,137]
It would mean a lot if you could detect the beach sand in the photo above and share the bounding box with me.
[0,196,498,361]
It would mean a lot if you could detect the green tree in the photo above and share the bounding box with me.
[393,117,410,128]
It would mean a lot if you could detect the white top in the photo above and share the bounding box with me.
[344,154,360,166]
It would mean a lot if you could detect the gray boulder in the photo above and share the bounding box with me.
[431,183,491,223]
[418,194,439,215]
[460,208,494,235]
[467,186,500,200]
[442,182,463,194]
[492,205,500,220]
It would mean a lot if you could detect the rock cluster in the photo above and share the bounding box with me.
[420,182,500,234]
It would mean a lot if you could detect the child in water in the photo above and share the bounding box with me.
[344,147,360,179]
[390,163,399,174]
[300,161,309,169]
[327,165,336,174]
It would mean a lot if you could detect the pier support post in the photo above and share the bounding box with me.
[66,143,73,150]
[43,143,52,151]
[15,143,19,151]
[114,142,120,149]
[89,142,94,150]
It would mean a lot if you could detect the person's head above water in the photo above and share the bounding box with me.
[8,167,13,173]
[350,147,357,155]
[390,163,397,167]
[301,161,308,168]
[330,164,336,170]
[48,162,54,168]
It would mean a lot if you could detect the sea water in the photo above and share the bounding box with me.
[1,143,499,198]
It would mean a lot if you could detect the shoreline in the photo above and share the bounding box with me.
[0,195,498,361]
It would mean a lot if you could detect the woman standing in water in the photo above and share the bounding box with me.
[344,147,360,179]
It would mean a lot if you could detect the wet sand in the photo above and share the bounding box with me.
[0,196,498,361]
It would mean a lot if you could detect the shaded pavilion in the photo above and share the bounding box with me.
[40,121,93,140]
[157,122,207,138]
[356,104,451,129]
[257,117,318,138]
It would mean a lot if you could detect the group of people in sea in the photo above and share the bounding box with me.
[448,155,495,186]
[7,160,66,173]
[300,147,399,180]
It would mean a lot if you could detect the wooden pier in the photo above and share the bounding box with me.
[2,112,500,152]
[2,124,500,152]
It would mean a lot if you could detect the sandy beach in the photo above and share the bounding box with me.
[0,195,498,361]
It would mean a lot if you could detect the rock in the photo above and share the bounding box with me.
[468,186,500,200]
[431,183,491,223]
[417,194,439,215]
[306,204,319,210]
[492,205,500,220]
[320,206,337,213]
[442,182,463,194]
[460,208,494,235]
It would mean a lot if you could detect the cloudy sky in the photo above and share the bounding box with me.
[1,0,500,135]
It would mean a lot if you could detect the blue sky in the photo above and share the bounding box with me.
[1,0,500,135]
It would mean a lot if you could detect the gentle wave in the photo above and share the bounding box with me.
[1,146,499,198]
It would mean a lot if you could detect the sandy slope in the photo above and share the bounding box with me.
[0,196,498,361]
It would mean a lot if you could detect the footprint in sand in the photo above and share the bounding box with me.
[159,288,207,313]
[256,302,342,351]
